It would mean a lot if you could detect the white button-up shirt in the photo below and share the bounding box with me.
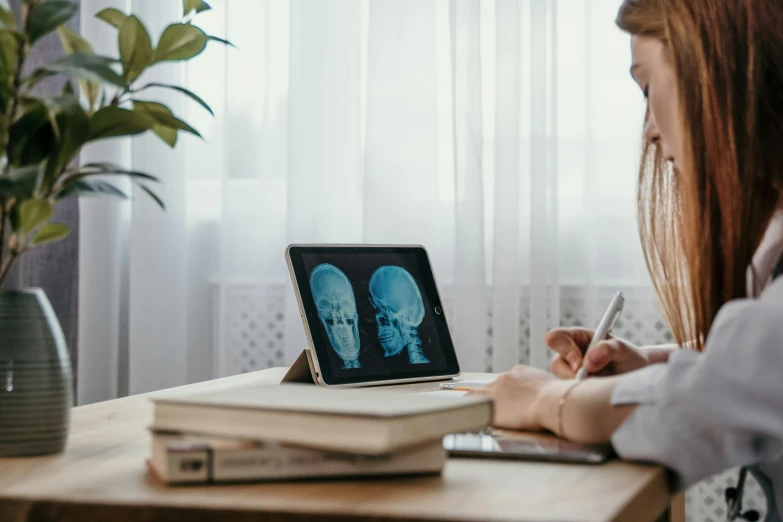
[611,210,783,521]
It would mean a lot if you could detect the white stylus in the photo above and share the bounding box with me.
[574,292,625,381]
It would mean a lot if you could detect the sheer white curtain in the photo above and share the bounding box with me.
[77,0,655,404]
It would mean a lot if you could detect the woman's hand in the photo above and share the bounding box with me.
[546,328,653,378]
[467,365,558,431]
[468,364,635,442]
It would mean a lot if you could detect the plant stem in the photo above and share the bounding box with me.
[0,204,6,263]
[0,250,17,289]
[0,204,6,289]
[0,237,28,288]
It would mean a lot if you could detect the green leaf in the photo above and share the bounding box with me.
[56,24,90,54]
[0,30,19,112]
[132,99,201,137]
[28,1,79,45]
[88,106,152,141]
[41,53,126,88]
[151,125,177,147]
[137,183,165,210]
[0,5,16,30]
[14,95,81,175]
[52,99,90,176]
[119,15,152,83]
[0,164,43,201]
[8,205,19,231]
[134,82,213,115]
[19,125,56,166]
[18,199,53,234]
[184,0,211,16]
[40,100,61,140]
[60,79,74,95]
[57,178,128,199]
[183,0,198,15]
[153,23,209,63]
[209,35,234,48]
[8,102,51,164]
[24,91,79,120]
[0,164,44,201]
[95,8,127,30]
[28,93,79,143]
[74,162,160,183]
[36,93,81,112]
[0,29,19,79]
[32,222,69,245]
[0,177,16,196]
[57,25,100,111]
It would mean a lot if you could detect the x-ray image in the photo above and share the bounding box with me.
[310,264,361,369]
[368,266,430,364]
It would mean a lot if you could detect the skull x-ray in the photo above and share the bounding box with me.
[310,264,361,369]
[368,266,430,364]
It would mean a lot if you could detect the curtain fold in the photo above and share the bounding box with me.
[450,0,487,373]
[78,0,651,403]
[127,0,190,395]
[78,0,130,404]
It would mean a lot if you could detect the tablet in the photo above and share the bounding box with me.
[286,245,461,387]
[443,431,615,464]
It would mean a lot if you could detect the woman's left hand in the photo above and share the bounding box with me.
[467,365,559,431]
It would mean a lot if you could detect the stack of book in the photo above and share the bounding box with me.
[146,383,492,485]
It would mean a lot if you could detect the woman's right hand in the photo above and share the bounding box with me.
[546,328,652,378]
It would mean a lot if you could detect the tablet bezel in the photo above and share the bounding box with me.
[285,244,461,388]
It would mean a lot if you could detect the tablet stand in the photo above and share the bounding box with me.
[280,349,317,384]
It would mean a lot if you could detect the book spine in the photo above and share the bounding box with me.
[160,443,444,484]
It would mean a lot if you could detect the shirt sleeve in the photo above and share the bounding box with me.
[610,280,783,489]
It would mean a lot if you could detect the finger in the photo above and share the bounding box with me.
[544,329,589,372]
[549,355,576,379]
[583,339,625,373]
[510,364,532,374]
[593,367,614,377]
[545,328,595,351]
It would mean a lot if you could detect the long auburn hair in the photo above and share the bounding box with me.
[616,0,783,351]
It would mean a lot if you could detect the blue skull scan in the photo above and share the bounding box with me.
[310,264,361,369]
[368,266,430,364]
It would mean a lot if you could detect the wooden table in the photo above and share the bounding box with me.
[0,368,679,522]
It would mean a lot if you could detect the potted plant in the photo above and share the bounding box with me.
[0,0,229,457]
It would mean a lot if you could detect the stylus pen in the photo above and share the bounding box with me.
[574,292,624,381]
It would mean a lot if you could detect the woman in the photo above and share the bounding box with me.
[469,0,783,519]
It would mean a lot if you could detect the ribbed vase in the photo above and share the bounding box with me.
[0,289,72,456]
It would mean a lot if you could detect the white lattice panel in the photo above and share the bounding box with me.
[685,469,765,522]
[219,286,286,376]
[215,284,767,521]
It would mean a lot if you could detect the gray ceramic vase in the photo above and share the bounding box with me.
[0,289,72,457]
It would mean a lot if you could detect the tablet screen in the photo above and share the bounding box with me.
[287,245,460,386]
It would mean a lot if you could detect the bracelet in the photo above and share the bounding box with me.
[556,380,582,439]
